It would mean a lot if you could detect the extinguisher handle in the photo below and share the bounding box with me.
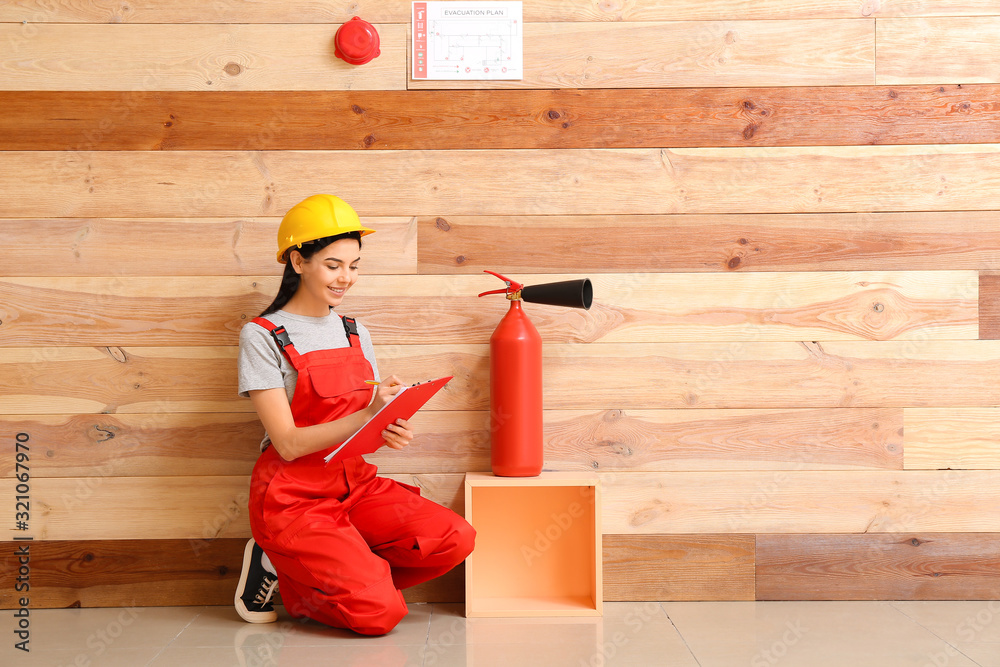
[478,287,510,297]
[479,269,524,298]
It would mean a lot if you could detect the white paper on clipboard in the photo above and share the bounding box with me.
[323,376,452,464]
[412,1,523,81]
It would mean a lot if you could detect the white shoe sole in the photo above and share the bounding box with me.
[235,539,278,624]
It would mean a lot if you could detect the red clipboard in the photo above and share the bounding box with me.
[323,376,453,464]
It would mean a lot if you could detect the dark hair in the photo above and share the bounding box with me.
[260,231,362,316]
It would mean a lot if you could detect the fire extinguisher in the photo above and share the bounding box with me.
[478,270,594,476]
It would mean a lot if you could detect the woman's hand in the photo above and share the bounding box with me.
[369,374,405,413]
[381,418,413,450]
[367,376,414,450]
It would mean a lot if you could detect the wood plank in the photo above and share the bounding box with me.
[354,271,977,343]
[534,340,1000,410]
[0,538,463,608]
[544,408,903,472]
[0,536,752,608]
[0,413,263,478]
[7,146,1000,218]
[757,533,1000,600]
[7,531,999,608]
[0,345,489,415]
[0,20,871,91]
[0,538,247,609]
[0,346,247,415]
[7,212,996,279]
[418,212,1000,273]
[4,475,253,542]
[8,86,1000,151]
[0,271,976,345]
[904,408,1000,470]
[0,277,271,346]
[0,411,488,478]
[1,0,996,23]
[409,20,874,90]
[388,408,906,474]
[0,0,416,23]
[603,534,755,601]
[980,274,1000,339]
[1,407,904,478]
[1,474,463,541]
[8,341,1000,415]
[0,24,405,91]
[0,217,415,277]
[877,17,1000,85]
[602,471,1000,534]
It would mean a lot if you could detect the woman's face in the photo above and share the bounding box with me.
[291,238,361,310]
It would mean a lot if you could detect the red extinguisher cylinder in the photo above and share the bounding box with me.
[489,299,544,477]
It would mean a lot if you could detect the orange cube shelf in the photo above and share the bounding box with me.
[464,472,602,618]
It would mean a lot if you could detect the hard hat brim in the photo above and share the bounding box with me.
[277,226,375,263]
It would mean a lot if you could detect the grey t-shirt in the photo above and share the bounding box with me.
[238,309,380,449]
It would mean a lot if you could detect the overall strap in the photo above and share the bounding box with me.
[251,317,304,366]
[341,316,361,348]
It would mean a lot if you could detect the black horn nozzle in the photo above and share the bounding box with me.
[521,279,593,310]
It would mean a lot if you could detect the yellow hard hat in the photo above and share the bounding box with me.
[276,194,375,263]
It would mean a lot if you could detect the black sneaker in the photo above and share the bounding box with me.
[235,538,278,623]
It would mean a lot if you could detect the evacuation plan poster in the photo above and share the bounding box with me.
[412,1,523,80]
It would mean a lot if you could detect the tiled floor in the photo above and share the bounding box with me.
[4,601,999,666]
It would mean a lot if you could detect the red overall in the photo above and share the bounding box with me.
[247,316,475,636]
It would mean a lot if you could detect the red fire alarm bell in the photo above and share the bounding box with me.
[334,16,381,65]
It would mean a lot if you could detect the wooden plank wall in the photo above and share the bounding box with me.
[3,1,1000,608]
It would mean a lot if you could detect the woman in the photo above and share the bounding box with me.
[234,194,475,635]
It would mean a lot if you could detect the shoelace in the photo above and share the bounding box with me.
[253,574,278,607]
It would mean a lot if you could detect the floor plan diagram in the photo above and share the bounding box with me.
[412,2,523,80]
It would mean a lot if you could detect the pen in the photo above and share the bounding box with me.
[364,380,380,385]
